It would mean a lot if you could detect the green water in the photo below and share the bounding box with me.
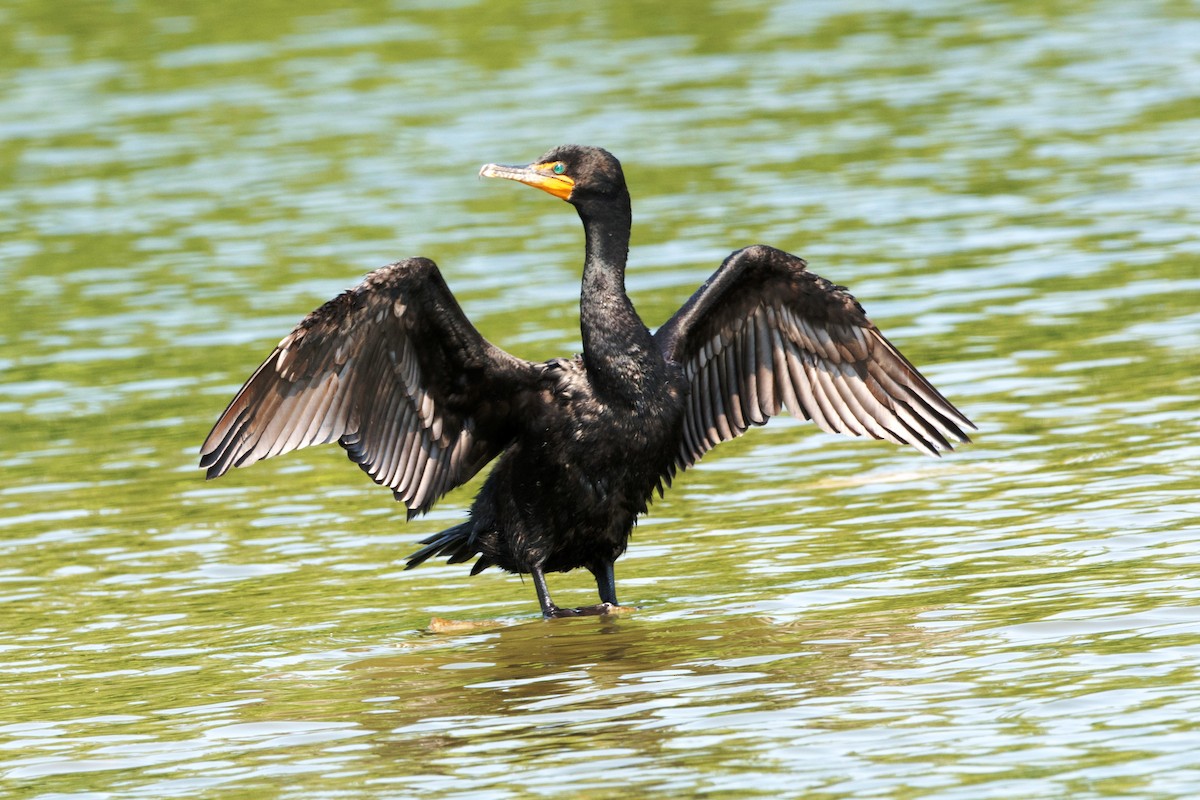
[4,0,1200,797]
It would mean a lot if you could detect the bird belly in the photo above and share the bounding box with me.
[470,384,683,575]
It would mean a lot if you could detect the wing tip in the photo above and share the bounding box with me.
[199,443,231,479]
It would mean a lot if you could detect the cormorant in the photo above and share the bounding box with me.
[200,145,974,618]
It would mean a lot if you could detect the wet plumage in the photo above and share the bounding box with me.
[200,145,975,618]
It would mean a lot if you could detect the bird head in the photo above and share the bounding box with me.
[480,145,625,206]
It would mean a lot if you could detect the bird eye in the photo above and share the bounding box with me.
[552,162,566,175]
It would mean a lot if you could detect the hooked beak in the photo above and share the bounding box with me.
[479,161,574,201]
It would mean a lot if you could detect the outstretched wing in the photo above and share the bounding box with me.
[199,257,538,515]
[655,245,975,469]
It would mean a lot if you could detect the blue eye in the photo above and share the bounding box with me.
[552,163,565,175]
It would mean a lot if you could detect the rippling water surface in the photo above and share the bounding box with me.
[3,0,1199,797]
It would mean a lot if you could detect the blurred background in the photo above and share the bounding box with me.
[2,0,1199,797]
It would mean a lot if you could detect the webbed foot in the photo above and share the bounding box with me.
[543,602,635,619]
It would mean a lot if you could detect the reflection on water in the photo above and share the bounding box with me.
[3,0,1200,796]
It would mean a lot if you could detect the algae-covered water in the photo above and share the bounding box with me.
[3,0,1200,797]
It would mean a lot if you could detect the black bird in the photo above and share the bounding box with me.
[200,145,974,618]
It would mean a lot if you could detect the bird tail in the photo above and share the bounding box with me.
[404,521,494,575]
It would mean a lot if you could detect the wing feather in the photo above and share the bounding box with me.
[722,339,746,432]
[771,322,802,418]
[757,312,780,416]
[200,257,537,514]
[655,245,975,470]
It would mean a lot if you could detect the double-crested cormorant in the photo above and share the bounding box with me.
[200,145,974,618]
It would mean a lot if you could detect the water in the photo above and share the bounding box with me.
[3,0,1200,796]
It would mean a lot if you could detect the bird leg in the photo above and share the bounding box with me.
[531,564,618,619]
[592,560,618,606]
[531,566,571,618]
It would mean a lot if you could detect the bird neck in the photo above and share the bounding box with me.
[576,195,661,402]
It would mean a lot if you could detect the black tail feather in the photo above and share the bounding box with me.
[405,521,485,571]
